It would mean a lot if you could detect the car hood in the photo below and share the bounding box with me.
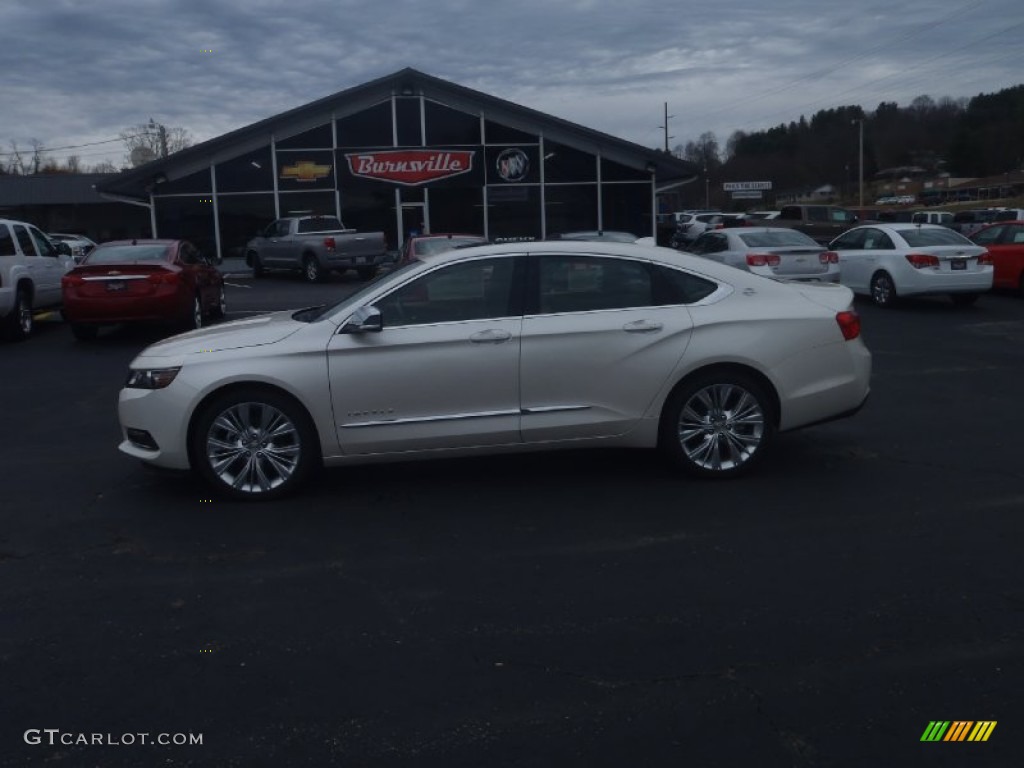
[135,311,306,359]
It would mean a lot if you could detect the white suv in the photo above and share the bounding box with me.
[0,219,74,340]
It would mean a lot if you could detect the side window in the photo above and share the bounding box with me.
[374,258,516,326]
[0,224,15,256]
[831,208,854,223]
[972,226,1004,245]
[13,225,38,256]
[537,255,653,314]
[690,234,712,254]
[861,229,894,250]
[263,221,279,238]
[28,227,57,257]
[179,243,198,264]
[807,207,828,222]
[1009,226,1024,244]
[652,265,718,304]
[277,220,293,237]
[778,207,800,221]
[831,229,865,250]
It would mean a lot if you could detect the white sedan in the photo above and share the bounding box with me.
[829,223,993,307]
[687,227,840,282]
[118,242,871,499]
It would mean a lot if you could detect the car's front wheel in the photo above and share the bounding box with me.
[661,371,775,478]
[191,388,319,500]
[211,285,226,319]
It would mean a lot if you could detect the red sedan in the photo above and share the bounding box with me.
[62,239,225,340]
[971,221,1024,295]
[398,233,487,265]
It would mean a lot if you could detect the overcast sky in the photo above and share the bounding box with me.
[1,0,1021,169]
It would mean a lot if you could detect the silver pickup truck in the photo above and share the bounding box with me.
[245,216,388,282]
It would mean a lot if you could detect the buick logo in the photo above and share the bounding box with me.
[496,148,529,183]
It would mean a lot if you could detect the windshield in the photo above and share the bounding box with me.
[739,230,817,247]
[301,261,422,322]
[84,244,171,263]
[898,228,973,247]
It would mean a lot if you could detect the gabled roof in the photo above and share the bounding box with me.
[100,68,697,198]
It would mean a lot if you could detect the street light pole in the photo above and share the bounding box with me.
[704,164,710,208]
[854,118,864,208]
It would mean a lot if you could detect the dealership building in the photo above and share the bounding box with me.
[97,68,698,259]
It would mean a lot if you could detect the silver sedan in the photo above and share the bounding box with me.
[118,241,871,499]
[687,227,841,282]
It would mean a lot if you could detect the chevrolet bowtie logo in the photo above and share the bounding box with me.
[280,160,332,182]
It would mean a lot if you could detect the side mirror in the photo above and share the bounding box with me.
[340,305,383,334]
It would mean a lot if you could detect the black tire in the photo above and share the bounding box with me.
[184,294,203,330]
[303,254,325,283]
[250,251,265,278]
[950,292,980,307]
[870,271,898,308]
[4,287,33,341]
[210,284,227,319]
[356,265,377,281]
[190,388,319,500]
[660,370,775,479]
[71,323,98,341]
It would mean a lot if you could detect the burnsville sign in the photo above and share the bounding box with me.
[344,150,475,186]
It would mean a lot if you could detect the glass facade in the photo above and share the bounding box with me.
[150,95,654,259]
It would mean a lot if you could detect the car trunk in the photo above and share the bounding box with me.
[69,263,179,298]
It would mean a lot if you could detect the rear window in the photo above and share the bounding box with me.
[85,244,171,263]
[898,228,973,247]
[738,230,817,248]
[0,224,14,256]
[297,216,343,233]
[993,210,1024,222]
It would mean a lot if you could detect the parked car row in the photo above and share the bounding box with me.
[680,216,1024,306]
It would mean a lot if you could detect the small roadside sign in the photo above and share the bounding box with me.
[731,190,763,199]
[723,181,772,191]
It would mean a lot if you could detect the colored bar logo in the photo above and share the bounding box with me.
[921,721,996,742]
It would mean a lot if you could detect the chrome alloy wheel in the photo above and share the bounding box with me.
[205,402,302,494]
[676,383,766,472]
[16,292,33,337]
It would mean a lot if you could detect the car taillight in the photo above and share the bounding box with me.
[977,251,993,266]
[62,274,86,287]
[905,253,939,269]
[836,310,861,341]
[323,237,336,251]
[746,253,781,267]
[146,271,179,284]
[820,250,839,264]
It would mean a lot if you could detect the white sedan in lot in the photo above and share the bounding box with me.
[118,242,871,499]
[829,223,993,307]
[687,227,840,282]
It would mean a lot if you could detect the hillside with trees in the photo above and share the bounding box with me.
[673,84,1024,206]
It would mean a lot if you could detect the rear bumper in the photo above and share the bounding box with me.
[896,266,993,296]
[64,291,188,323]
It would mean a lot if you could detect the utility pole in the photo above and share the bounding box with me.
[658,103,674,153]
[853,118,864,208]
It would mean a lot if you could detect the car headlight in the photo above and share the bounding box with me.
[125,367,181,389]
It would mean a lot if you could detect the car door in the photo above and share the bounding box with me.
[12,225,57,308]
[518,253,695,442]
[259,220,290,266]
[978,223,1024,290]
[327,255,523,454]
[830,228,869,293]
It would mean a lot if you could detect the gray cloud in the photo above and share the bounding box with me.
[1,0,1020,167]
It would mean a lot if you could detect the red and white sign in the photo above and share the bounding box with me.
[344,150,475,186]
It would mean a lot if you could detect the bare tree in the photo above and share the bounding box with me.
[121,118,193,166]
[7,140,27,174]
[90,160,120,173]
[65,154,82,173]
[30,139,47,174]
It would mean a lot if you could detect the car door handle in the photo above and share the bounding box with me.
[623,320,663,333]
[469,329,512,344]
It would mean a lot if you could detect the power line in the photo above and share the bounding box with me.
[0,131,152,157]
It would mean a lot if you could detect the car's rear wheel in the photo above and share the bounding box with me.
[661,371,774,479]
[71,323,98,341]
[191,388,319,500]
[303,255,324,283]
[950,292,980,306]
[356,266,377,281]
[4,287,33,341]
[870,271,898,308]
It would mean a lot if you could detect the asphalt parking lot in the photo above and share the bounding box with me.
[3,266,1023,767]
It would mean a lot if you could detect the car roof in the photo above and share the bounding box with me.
[414,239,772,286]
[95,239,180,246]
